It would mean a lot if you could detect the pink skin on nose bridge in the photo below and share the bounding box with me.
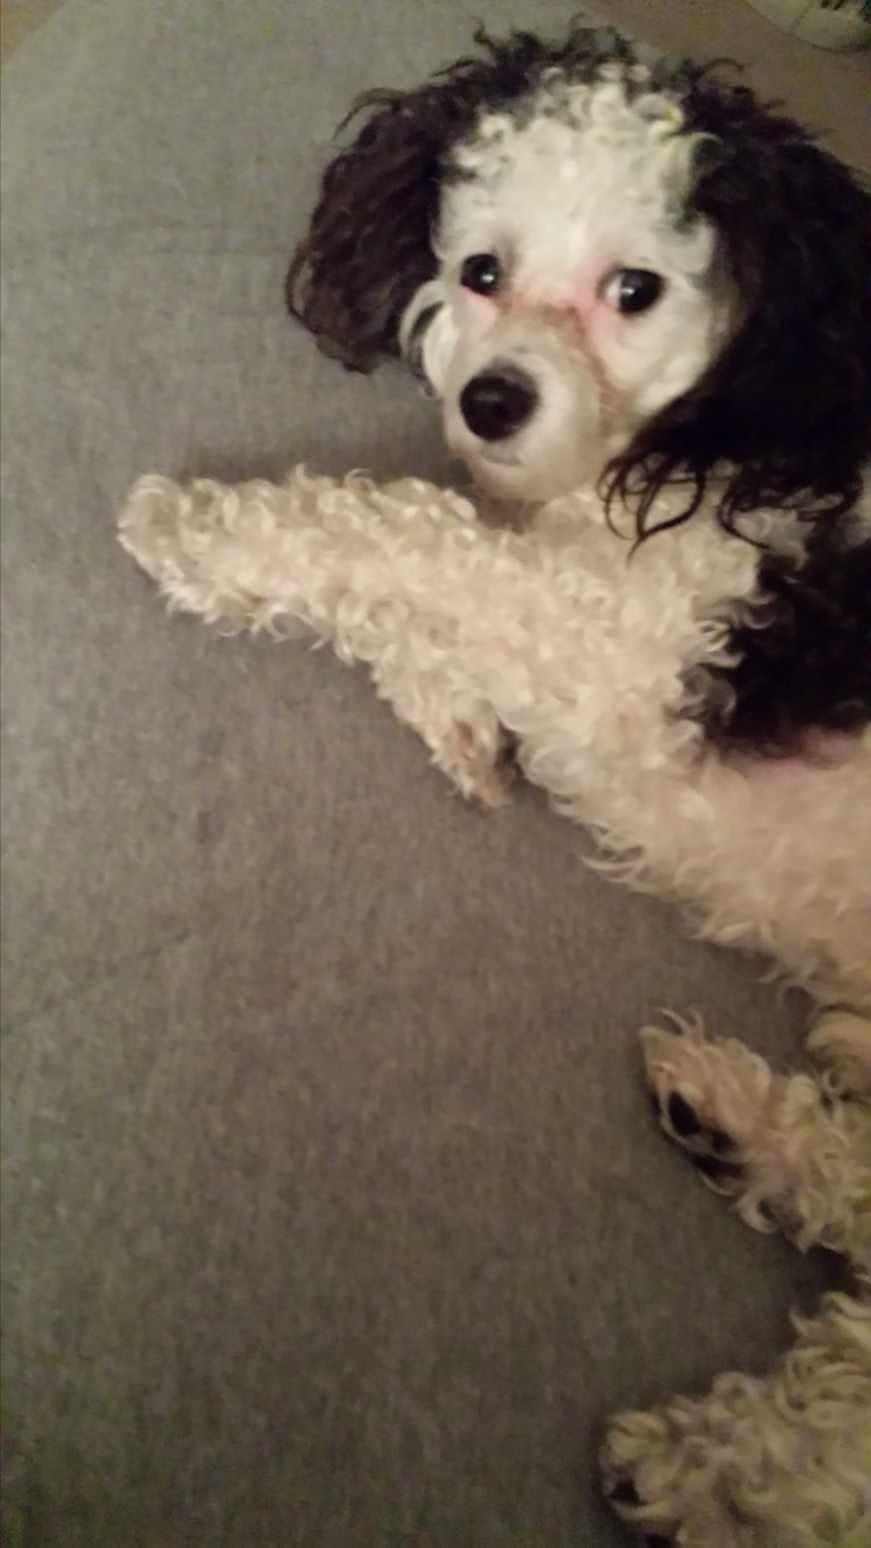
[491,284,623,427]
[462,258,627,421]
[509,258,613,336]
[503,293,618,367]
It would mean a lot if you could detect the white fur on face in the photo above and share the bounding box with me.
[401,67,736,501]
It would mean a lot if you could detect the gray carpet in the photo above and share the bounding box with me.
[1,3,837,1543]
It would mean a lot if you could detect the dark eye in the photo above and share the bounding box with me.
[603,268,664,316]
[461,253,501,295]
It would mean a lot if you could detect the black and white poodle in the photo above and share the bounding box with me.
[118,24,871,1545]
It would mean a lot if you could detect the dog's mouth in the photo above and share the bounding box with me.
[457,442,539,503]
[476,445,523,468]
[443,336,614,502]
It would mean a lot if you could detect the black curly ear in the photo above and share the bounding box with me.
[605,69,871,539]
[285,86,448,373]
[286,25,635,371]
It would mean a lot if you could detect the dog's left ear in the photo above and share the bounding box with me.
[610,70,871,535]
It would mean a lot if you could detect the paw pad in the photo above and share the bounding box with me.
[605,1475,675,1543]
[666,1092,699,1137]
[608,1478,641,1507]
[659,1091,740,1181]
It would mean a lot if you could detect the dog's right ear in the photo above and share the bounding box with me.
[286,85,451,372]
[287,26,635,372]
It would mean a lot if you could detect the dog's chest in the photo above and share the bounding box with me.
[449,507,760,723]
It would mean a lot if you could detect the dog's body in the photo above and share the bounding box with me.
[119,466,871,1013]
[119,23,871,1546]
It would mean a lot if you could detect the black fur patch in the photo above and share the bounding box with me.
[604,62,871,540]
[687,527,871,754]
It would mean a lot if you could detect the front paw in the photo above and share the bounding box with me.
[118,474,189,583]
[640,1015,772,1197]
[435,721,517,808]
[600,1417,678,1545]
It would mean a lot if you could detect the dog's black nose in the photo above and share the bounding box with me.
[460,368,538,441]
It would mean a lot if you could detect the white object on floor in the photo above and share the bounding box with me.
[745,0,871,49]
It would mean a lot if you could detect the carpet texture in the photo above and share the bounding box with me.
[1,3,847,1543]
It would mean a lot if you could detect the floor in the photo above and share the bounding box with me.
[3,0,869,169]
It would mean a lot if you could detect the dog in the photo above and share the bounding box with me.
[118,24,871,1546]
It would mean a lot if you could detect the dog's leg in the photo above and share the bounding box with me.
[601,1288,871,1547]
[641,1013,871,1265]
[118,470,511,804]
[602,1019,871,1545]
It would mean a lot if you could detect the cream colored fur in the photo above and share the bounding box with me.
[602,1014,871,1548]
[118,467,871,1010]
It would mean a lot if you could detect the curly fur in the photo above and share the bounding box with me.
[116,468,871,1011]
[603,66,871,538]
[684,525,871,753]
[602,1014,871,1548]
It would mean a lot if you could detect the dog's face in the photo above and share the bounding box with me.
[289,26,871,535]
[402,73,736,501]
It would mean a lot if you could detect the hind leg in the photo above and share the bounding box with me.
[119,471,514,805]
[602,1018,871,1545]
[601,1287,871,1547]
